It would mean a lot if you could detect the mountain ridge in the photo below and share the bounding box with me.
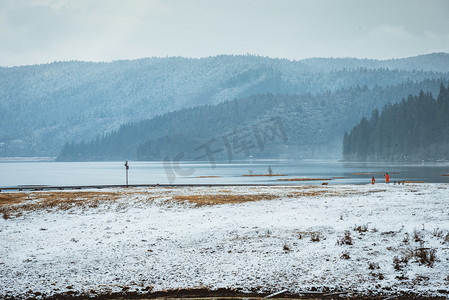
[3,52,448,71]
[57,79,448,161]
[1,53,448,157]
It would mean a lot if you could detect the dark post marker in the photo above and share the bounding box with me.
[125,160,129,187]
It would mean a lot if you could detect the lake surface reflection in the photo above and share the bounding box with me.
[1,159,449,188]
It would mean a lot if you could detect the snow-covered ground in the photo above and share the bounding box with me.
[1,184,449,298]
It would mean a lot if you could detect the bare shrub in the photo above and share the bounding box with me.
[393,258,401,271]
[403,246,437,267]
[337,230,353,245]
[283,243,291,252]
[340,251,350,259]
[368,262,380,270]
[393,255,410,271]
[433,228,443,238]
[310,232,320,242]
[354,224,369,233]
[371,272,384,280]
[1,208,10,220]
[415,248,437,267]
[402,233,409,243]
[413,229,425,242]
[396,274,409,280]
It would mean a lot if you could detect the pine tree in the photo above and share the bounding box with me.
[343,84,449,161]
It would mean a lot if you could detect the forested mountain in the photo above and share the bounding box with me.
[343,84,449,162]
[57,79,448,161]
[302,52,449,73]
[1,53,449,157]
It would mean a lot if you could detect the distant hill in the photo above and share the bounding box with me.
[57,79,448,161]
[1,53,449,157]
[343,83,449,162]
[302,52,449,73]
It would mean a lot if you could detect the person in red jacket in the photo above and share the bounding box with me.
[371,177,375,184]
[385,173,390,183]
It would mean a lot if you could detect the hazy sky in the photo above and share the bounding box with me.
[1,0,449,66]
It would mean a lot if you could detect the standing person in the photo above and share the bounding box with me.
[371,177,375,184]
[385,173,390,184]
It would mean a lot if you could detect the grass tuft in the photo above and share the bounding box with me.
[337,230,353,245]
[310,232,321,242]
[415,247,437,267]
[393,256,409,271]
[432,228,443,238]
[1,208,10,220]
[368,262,380,270]
[401,246,437,267]
[370,272,384,280]
[413,229,425,242]
[402,233,410,243]
[354,224,369,233]
[340,251,350,259]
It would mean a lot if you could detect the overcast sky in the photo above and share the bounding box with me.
[1,0,449,66]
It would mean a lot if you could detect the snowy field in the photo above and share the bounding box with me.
[1,184,449,299]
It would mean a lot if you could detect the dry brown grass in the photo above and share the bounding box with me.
[286,190,331,197]
[367,189,387,193]
[352,172,385,175]
[0,191,124,218]
[0,193,30,205]
[441,174,449,177]
[241,174,287,177]
[290,185,319,189]
[171,194,279,206]
[0,190,156,218]
[0,191,122,208]
[286,185,346,197]
[352,172,400,175]
[285,186,362,198]
[0,185,364,218]
[278,178,332,181]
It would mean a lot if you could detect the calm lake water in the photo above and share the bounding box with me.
[1,159,449,188]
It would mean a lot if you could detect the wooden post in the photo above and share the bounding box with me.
[125,160,129,187]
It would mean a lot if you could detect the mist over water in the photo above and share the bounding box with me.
[1,160,448,188]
